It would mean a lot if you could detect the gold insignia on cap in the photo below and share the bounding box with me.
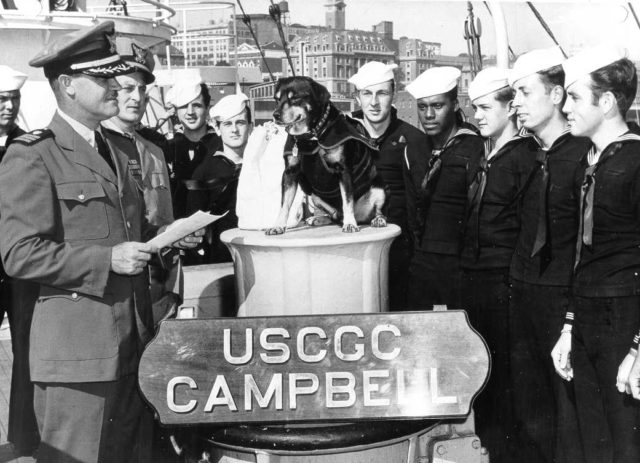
[107,33,117,54]
[132,43,146,65]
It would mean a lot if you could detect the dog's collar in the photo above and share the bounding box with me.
[309,103,332,139]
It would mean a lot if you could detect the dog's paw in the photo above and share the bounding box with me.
[306,215,333,227]
[342,222,360,233]
[265,226,285,235]
[371,215,387,228]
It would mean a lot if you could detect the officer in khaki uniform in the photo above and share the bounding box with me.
[102,37,174,228]
[101,38,181,316]
[0,22,202,462]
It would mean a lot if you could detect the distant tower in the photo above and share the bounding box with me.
[325,0,346,30]
[373,21,393,40]
[278,1,290,26]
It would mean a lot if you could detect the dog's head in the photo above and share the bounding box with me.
[272,76,331,136]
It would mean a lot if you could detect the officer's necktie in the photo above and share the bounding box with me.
[467,156,489,259]
[421,149,443,190]
[531,150,550,258]
[574,163,597,269]
[94,131,116,172]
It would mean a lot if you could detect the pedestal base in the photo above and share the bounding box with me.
[220,224,401,317]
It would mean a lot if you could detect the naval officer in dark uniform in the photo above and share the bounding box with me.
[348,61,430,311]
[0,22,203,462]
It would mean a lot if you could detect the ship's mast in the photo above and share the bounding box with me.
[463,2,482,76]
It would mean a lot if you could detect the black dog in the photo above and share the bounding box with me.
[265,76,387,234]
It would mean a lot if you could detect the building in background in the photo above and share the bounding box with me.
[233,41,286,80]
[325,0,346,30]
[281,29,396,96]
[397,37,442,86]
[174,21,232,67]
[164,0,489,128]
[234,13,284,47]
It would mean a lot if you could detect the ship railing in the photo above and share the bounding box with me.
[86,0,176,24]
[0,0,176,29]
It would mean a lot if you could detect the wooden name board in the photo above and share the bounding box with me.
[138,311,489,425]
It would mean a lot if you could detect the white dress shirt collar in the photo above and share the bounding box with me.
[57,110,99,149]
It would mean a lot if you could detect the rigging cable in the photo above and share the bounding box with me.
[237,0,276,81]
[629,3,640,32]
[526,2,567,58]
[269,0,296,76]
[463,2,483,76]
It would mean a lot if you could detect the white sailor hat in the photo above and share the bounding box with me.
[348,61,398,90]
[406,66,461,100]
[0,65,27,92]
[508,46,565,87]
[210,93,249,122]
[563,44,628,89]
[167,70,203,108]
[469,67,511,102]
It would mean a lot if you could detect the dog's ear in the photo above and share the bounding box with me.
[308,78,331,106]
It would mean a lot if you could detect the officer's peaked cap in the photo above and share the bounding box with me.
[29,21,133,80]
[117,37,156,84]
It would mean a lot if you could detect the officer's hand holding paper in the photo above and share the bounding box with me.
[150,210,227,250]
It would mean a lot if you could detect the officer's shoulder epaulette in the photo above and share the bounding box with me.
[12,129,54,146]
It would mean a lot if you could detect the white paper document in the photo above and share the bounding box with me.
[147,210,227,249]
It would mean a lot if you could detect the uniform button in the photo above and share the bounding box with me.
[78,194,85,201]
[71,292,78,299]
[126,221,131,228]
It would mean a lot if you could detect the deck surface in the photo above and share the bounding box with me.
[0,319,35,463]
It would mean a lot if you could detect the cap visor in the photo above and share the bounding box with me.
[132,64,155,84]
